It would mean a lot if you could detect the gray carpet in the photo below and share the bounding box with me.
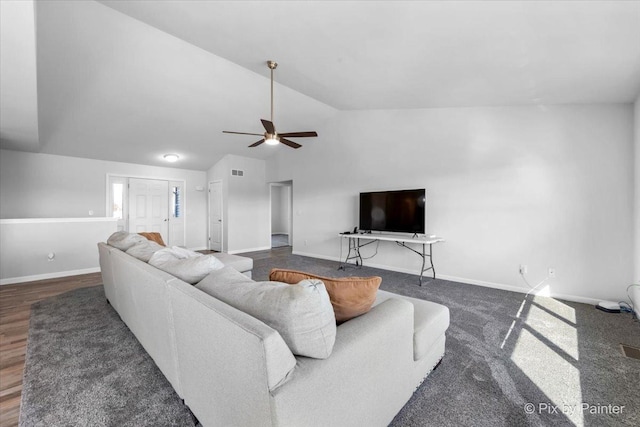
[20,254,640,426]
[19,286,194,427]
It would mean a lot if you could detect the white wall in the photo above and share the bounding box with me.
[267,104,634,303]
[0,149,208,249]
[632,93,640,312]
[0,218,117,284]
[271,185,283,233]
[0,0,39,152]
[208,154,270,254]
[271,185,290,235]
[634,93,640,283]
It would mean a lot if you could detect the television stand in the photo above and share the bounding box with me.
[338,233,445,285]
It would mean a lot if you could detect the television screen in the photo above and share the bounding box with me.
[359,189,426,234]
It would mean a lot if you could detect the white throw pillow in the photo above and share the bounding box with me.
[125,240,164,262]
[196,266,336,359]
[107,231,147,251]
[148,247,224,284]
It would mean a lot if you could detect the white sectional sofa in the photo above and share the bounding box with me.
[97,241,450,427]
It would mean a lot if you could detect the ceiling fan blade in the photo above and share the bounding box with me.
[261,119,276,134]
[279,138,302,149]
[249,139,265,148]
[223,131,264,136]
[279,131,318,138]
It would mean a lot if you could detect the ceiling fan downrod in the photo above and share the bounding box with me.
[268,60,277,124]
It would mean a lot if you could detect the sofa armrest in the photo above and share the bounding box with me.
[169,280,296,427]
[270,298,416,427]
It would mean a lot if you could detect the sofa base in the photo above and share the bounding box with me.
[98,241,449,427]
[411,335,446,391]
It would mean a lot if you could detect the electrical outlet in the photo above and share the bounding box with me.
[519,264,528,275]
[548,267,556,278]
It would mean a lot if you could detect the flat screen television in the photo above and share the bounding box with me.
[359,189,426,234]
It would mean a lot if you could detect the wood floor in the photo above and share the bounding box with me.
[0,247,290,427]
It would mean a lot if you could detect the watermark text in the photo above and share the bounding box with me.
[524,402,625,416]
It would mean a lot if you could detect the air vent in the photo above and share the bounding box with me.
[620,344,640,360]
[231,169,244,177]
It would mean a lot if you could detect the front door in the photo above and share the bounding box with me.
[129,178,169,243]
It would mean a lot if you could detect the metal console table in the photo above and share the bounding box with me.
[338,232,445,285]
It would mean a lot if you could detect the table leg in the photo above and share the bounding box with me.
[338,237,364,270]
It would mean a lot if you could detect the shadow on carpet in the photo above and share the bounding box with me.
[19,256,640,426]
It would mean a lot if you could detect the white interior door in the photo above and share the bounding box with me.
[129,178,169,243]
[209,181,223,251]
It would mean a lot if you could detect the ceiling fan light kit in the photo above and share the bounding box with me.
[265,136,279,146]
[223,60,318,149]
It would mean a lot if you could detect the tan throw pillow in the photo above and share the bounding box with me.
[269,268,381,323]
[138,232,166,246]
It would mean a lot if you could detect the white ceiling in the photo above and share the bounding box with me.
[1,0,639,170]
[98,0,640,109]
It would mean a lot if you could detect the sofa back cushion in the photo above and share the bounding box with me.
[126,240,165,262]
[149,247,224,284]
[107,231,147,251]
[196,267,336,359]
[269,268,381,323]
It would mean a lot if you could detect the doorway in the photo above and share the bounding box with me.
[106,175,185,246]
[270,181,292,248]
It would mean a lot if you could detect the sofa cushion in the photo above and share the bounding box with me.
[374,290,450,361]
[149,247,224,284]
[126,240,165,262]
[107,231,147,251]
[269,268,381,323]
[138,232,166,246]
[211,252,253,273]
[196,266,336,359]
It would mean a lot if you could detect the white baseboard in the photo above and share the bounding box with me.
[292,251,340,262]
[291,250,602,305]
[0,267,101,286]
[189,246,209,251]
[229,246,272,255]
[628,284,640,317]
[436,273,601,305]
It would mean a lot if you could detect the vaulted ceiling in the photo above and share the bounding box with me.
[2,0,639,170]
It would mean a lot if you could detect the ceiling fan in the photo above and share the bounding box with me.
[223,61,318,149]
